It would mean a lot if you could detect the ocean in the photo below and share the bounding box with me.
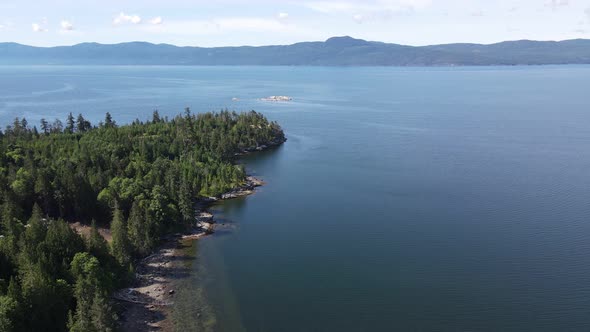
[3,65,590,331]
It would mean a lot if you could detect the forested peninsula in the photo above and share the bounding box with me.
[0,110,285,331]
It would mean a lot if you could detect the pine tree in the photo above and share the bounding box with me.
[104,112,115,128]
[29,202,43,225]
[152,110,161,124]
[86,220,109,262]
[0,295,18,332]
[66,113,75,133]
[69,252,114,332]
[178,179,193,224]
[40,118,49,134]
[76,114,90,133]
[110,208,130,266]
[127,200,150,256]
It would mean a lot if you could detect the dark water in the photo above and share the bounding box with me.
[2,66,590,331]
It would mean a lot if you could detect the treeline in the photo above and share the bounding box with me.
[0,109,285,331]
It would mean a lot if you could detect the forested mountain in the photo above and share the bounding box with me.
[2,36,590,66]
[0,110,285,331]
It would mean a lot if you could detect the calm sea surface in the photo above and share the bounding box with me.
[2,66,590,331]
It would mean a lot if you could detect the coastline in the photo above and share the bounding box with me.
[116,141,283,331]
[116,176,263,331]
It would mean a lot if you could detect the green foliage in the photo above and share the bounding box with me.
[0,295,18,332]
[109,208,130,267]
[86,221,109,262]
[0,110,285,331]
[69,252,115,332]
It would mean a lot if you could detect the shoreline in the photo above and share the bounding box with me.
[116,176,266,331]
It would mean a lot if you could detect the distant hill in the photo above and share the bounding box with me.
[2,36,590,66]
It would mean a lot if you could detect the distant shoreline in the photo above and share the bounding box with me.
[3,36,590,66]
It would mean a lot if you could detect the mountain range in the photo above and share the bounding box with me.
[2,36,590,66]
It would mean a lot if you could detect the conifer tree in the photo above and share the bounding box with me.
[110,208,130,267]
[65,113,75,133]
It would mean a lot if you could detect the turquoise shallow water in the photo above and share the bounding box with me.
[3,65,590,331]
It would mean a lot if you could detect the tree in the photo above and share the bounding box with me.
[0,109,286,331]
[52,119,63,133]
[109,208,130,267]
[66,113,75,133]
[178,179,193,224]
[152,110,161,124]
[44,219,85,279]
[40,118,49,134]
[104,112,115,128]
[76,114,91,133]
[29,202,43,225]
[127,199,151,256]
[69,252,114,332]
[0,295,18,332]
[86,220,109,262]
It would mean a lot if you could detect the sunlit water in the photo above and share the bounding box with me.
[2,65,590,331]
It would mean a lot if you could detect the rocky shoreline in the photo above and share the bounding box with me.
[116,175,266,331]
[116,137,286,331]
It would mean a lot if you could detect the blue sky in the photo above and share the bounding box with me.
[1,0,589,46]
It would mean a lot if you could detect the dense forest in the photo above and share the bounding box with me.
[0,109,285,331]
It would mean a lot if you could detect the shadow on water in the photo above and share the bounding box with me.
[169,147,284,332]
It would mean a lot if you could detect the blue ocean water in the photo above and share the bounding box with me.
[2,65,590,331]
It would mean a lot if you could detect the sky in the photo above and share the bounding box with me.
[1,0,590,47]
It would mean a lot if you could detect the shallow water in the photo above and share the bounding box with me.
[3,65,590,331]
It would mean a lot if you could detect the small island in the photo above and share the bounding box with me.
[0,109,285,331]
[260,95,292,102]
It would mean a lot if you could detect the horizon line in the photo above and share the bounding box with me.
[2,36,589,49]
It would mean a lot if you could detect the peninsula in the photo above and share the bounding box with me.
[0,110,286,331]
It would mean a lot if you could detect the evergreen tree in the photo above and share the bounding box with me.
[0,110,285,331]
[152,110,161,123]
[66,113,75,133]
[110,208,130,267]
[0,295,18,332]
[86,220,109,262]
[69,252,114,332]
[52,119,64,133]
[76,114,91,133]
[127,199,148,255]
[40,118,49,134]
[178,179,193,224]
[104,112,115,128]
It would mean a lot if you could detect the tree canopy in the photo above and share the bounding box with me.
[0,109,285,331]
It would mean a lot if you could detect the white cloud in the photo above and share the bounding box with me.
[142,17,295,36]
[213,17,290,31]
[60,20,74,31]
[113,12,142,25]
[306,1,370,14]
[32,23,48,32]
[471,11,485,17]
[149,16,163,25]
[0,20,13,31]
[546,0,568,10]
[586,8,590,21]
[277,12,289,20]
[305,0,432,22]
[306,0,431,13]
